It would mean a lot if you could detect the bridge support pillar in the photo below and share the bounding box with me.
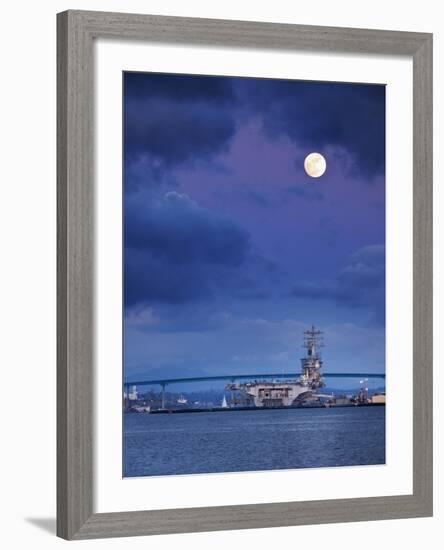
[124,384,129,411]
[161,383,166,409]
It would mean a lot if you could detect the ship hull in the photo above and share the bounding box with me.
[231,381,313,408]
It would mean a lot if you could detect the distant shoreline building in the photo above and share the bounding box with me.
[123,385,138,401]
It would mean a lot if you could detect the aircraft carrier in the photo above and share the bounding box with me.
[226,325,326,407]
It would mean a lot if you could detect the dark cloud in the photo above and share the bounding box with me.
[125,101,236,165]
[126,191,248,265]
[238,79,385,178]
[125,248,215,306]
[124,73,238,191]
[124,72,236,104]
[124,191,251,307]
[290,245,385,323]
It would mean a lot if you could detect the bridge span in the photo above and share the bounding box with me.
[124,372,385,409]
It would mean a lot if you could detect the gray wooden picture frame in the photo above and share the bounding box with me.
[57,9,433,540]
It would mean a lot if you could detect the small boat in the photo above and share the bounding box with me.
[177,395,188,404]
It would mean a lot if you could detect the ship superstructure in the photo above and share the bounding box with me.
[300,325,324,390]
[226,326,325,408]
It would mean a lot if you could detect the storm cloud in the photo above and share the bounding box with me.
[124,73,238,192]
[125,191,251,307]
[290,245,385,324]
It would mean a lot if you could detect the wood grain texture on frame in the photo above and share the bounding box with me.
[56,9,433,540]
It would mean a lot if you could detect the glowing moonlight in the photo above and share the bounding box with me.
[304,152,326,178]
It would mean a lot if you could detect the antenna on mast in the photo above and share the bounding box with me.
[300,325,324,389]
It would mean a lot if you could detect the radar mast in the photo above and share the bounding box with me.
[300,325,324,389]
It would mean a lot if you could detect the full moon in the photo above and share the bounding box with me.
[304,152,326,178]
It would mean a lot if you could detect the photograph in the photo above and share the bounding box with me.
[122,72,387,478]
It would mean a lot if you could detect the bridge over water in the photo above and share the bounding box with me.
[124,372,385,409]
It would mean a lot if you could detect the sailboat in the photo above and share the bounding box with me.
[221,395,228,408]
[177,395,188,404]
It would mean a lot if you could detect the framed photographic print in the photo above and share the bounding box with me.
[57,10,433,539]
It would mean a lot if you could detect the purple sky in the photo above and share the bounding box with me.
[123,73,386,388]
